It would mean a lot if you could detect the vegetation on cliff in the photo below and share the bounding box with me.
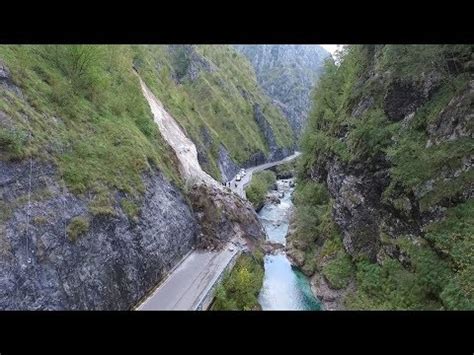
[269,159,297,179]
[132,45,294,179]
[0,45,294,220]
[0,45,182,222]
[245,170,276,210]
[293,45,473,309]
[212,251,264,310]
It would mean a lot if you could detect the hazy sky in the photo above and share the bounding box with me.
[321,45,343,57]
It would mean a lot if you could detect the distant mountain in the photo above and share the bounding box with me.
[235,45,332,138]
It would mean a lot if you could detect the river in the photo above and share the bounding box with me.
[257,178,321,310]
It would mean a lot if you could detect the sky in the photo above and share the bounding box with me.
[320,45,343,58]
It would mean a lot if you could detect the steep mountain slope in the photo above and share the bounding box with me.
[132,45,295,181]
[0,45,270,309]
[138,74,265,250]
[0,46,198,309]
[288,45,473,310]
[235,45,331,138]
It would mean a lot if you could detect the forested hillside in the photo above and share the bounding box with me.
[288,45,473,310]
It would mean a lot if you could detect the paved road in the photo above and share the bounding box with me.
[228,152,301,199]
[135,152,300,310]
[136,242,240,310]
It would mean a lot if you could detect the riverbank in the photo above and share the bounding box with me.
[211,251,265,310]
[257,178,321,310]
[245,170,277,211]
[285,185,354,310]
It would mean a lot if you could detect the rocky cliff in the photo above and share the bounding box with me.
[0,158,199,310]
[235,45,331,138]
[0,49,200,309]
[289,45,473,310]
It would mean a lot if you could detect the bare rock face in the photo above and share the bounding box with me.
[261,240,285,255]
[217,144,240,182]
[253,103,294,162]
[0,60,10,82]
[168,45,216,83]
[383,80,424,121]
[0,159,198,310]
[427,79,474,145]
[0,60,13,87]
[196,126,214,176]
[326,163,382,260]
[351,96,375,118]
[286,246,305,269]
[187,184,266,250]
[284,208,307,269]
[242,151,266,168]
[323,160,419,261]
[383,72,442,122]
[310,273,355,310]
[0,60,22,96]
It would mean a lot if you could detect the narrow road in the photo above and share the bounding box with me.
[137,242,240,310]
[135,151,301,310]
[228,151,301,199]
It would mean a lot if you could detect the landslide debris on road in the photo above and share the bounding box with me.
[140,74,266,251]
[188,184,266,250]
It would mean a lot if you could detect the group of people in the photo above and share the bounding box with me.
[222,180,238,188]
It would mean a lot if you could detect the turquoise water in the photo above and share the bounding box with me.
[257,179,321,310]
[259,253,321,310]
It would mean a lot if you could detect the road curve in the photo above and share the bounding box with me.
[228,151,301,198]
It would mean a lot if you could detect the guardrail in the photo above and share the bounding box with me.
[241,154,300,197]
[194,248,242,310]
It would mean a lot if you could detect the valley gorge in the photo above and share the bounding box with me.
[235,45,331,138]
[0,44,472,310]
